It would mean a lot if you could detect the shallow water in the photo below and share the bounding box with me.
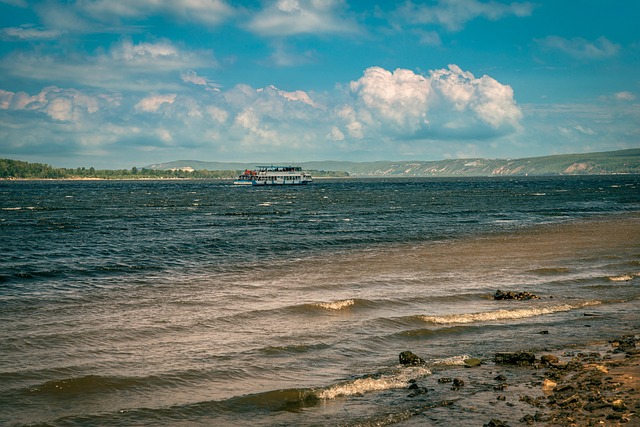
[1,176,639,426]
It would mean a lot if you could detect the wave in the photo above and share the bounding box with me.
[311,299,357,310]
[261,342,330,356]
[419,301,601,325]
[609,273,639,282]
[27,375,147,396]
[317,367,431,400]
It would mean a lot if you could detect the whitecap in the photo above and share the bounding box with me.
[314,299,355,310]
[317,366,431,400]
[609,274,634,282]
[420,301,601,325]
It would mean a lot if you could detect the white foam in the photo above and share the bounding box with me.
[430,354,471,366]
[609,274,635,282]
[318,366,431,400]
[314,299,355,310]
[420,301,601,325]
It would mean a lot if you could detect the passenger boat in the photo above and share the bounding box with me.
[233,165,312,185]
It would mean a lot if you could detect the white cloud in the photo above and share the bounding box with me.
[615,91,636,101]
[181,70,208,86]
[346,64,522,139]
[0,39,216,92]
[350,67,431,133]
[395,0,534,32]
[135,93,177,112]
[0,86,104,121]
[0,65,527,165]
[246,0,360,37]
[31,0,235,32]
[536,36,620,60]
[2,26,62,40]
[207,105,229,123]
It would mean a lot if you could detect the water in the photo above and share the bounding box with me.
[1,176,639,426]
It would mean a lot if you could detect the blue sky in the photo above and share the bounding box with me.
[0,0,638,168]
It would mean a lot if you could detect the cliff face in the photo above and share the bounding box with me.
[147,149,640,177]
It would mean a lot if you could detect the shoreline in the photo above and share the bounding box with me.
[400,335,639,426]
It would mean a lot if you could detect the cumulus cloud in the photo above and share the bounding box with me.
[395,0,534,31]
[536,36,620,60]
[135,93,177,112]
[246,0,360,37]
[349,67,431,133]
[0,64,524,165]
[0,86,104,121]
[345,64,522,139]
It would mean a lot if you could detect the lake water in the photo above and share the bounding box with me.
[1,176,639,426]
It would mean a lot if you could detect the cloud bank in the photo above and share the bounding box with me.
[0,63,523,164]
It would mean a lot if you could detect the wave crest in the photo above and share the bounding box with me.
[420,301,601,325]
[313,299,356,310]
[318,366,431,400]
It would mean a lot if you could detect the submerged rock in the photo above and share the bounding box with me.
[493,290,540,300]
[494,352,536,366]
[464,357,482,368]
[399,351,425,366]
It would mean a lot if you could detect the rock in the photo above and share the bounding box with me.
[610,335,637,353]
[484,419,510,427]
[452,378,465,389]
[399,351,425,366]
[542,378,557,389]
[464,357,482,368]
[494,351,536,366]
[540,354,559,365]
[493,290,540,300]
[494,374,507,381]
[611,399,627,411]
[437,377,453,383]
[521,414,535,425]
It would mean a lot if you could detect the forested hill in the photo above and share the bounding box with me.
[148,149,640,177]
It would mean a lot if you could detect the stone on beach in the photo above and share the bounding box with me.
[494,351,536,366]
[399,351,425,366]
[493,290,540,300]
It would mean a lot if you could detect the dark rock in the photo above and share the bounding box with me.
[494,351,536,366]
[496,395,506,401]
[493,290,540,300]
[540,354,559,365]
[494,384,508,391]
[438,377,453,383]
[494,374,507,381]
[484,419,511,427]
[610,335,637,353]
[538,330,549,334]
[521,414,535,425]
[399,351,425,366]
[452,378,465,389]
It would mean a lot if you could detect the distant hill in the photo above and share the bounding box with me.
[147,149,640,177]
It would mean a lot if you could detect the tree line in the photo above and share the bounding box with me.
[0,159,239,179]
[0,159,349,179]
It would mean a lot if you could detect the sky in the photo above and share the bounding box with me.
[0,0,638,169]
